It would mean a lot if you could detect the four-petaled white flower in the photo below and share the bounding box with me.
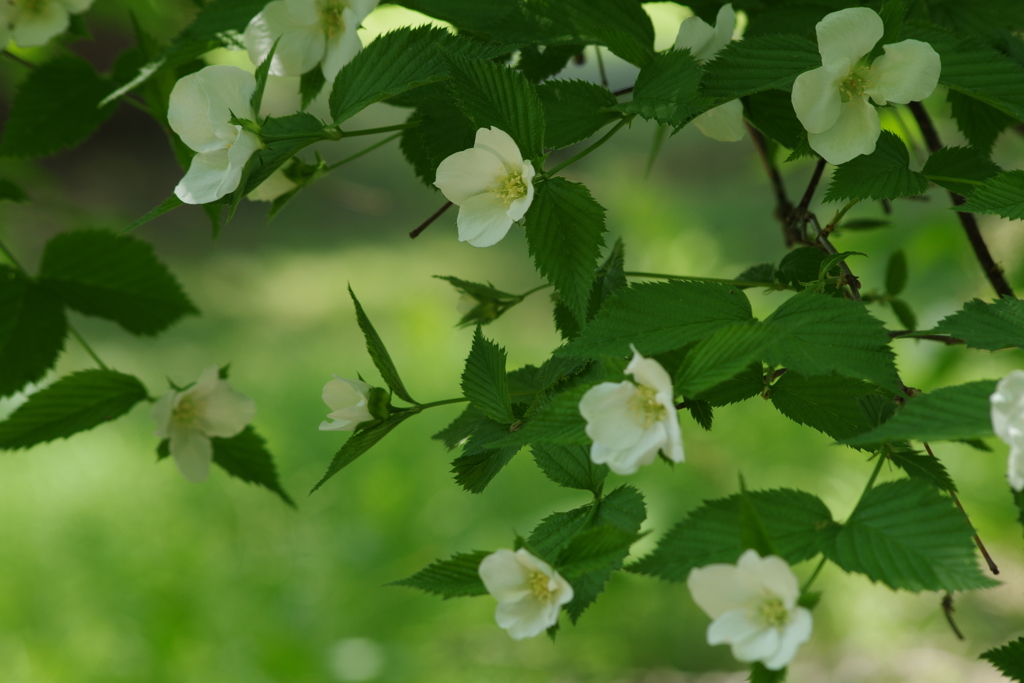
[688,549,813,670]
[478,548,574,640]
[578,345,684,475]
[151,366,257,483]
[244,0,379,82]
[319,375,374,431]
[167,65,263,205]
[991,370,1024,491]
[791,7,940,165]
[0,0,94,48]
[433,127,536,248]
[675,3,746,142]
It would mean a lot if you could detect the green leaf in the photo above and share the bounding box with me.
[559,280,753,359]
[630,488,833,582]
[500,384,590,447]
[687,399,713,431]
[981,637,1024,682]
[0,267,67,398]
[537,79,620,150]
[524,177,606,326]
[0,55,117,158]
[695,362,764,407]
[675,322,771,396]
[824,131,928,202]
[821,478,997,591]
[446,55,546,159]
[887,445,957,493]
[616,49,709,129]
[738,477,778,558]
[701,34,820,100]
[451,418,521,493]
[536,0,654,67]
[349,287,416,405]
[234,112,327,202]
[749,663,788,683]
[960,170,1024,220]
[38,230,197,336]
[744,89,805,151]
[531,443,608,494]
[517,44,583,83]
[890,299,917,331]
[299,68,327,110]
[391,550,490,598]
[310,411,416,493]
[921,145,1002,197]
[209,426,294,507]
[122,195,184,233]
[461,328,514,423]
[0,179,28,203]
[529,485,645,559]
[843,380,997,446]
[770,372,888,443]
[433,404,486,450]
[401,94,476,186]
[776,247,827,291]
[929,298,1024,351]
[0,370,147,450]
[885,250,908,296]
[947,90,1014,153]
[557,525,642,579]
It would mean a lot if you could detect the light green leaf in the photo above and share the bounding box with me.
[531,443,608,494]
[349,287,417,405]
[0,369,147,450]
[821,478,997,591]
[885,250,908,296]
[960,170,1024,220]
[675,322,772,396]
[537,79,620,150]
[390,550,490,598]
[461,328,514,424]
[0,266,67,398]
[616,49,710,129]
[824,131,928,202]
[310,411,416,492]
[770,372,888,443]
[701,34,820,100]
[921,145,1002,197]
[929,297,1024,351]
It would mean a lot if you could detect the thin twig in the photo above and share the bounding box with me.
[888,331,964,345]
[798,158,827,213]
[612,86,633,97]
[595,46,609,89]
[409,201,453,239]
[809,215,862,301]
[745,122,798,245]
[942,593,966,640]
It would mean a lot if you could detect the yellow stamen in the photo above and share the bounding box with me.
[757,596,789,628]
[527,570,555,601]
[318,0,346,38]
[838,65,871,103]
[490,167,527,207]
[628,384,667,428]
[172,395,202,427]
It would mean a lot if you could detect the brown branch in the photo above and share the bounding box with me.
[908,102,1015,299]
[745,122,800,245]
[941,593,965,640]
[798,158,827,213]
[409,201,453,239]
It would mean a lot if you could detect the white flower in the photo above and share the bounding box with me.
[578,345,684,475]
[687,549,813,671]
[167,65,263,205]
[319,376,374,431]
[991,370,1024,491]
[151,366,257,483]
[244,0,378,82]
[791,7,940,165]
[675,4,745,142]
[0,0,94,48]
[433,127,536,248]
[478,548,574,640]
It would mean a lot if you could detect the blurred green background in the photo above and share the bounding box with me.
[1,2,1023,681]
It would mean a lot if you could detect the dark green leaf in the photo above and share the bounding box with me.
[391,550,490,598]
[0,267,67,398]
[929,298,1024,351]
[750,663,788,683]
[0,179,28,203]
[537,79,619,150]
[451,418,521,493]
[401,94,476,186]
[776,247,826,291]
[701,34,820,100]
[687,399,713,431]
[536,0,654,67]
[461,328,514,423]
[235,112,327,201]
[921,146,1002,197]
[557,525,641,579]
[675,322,771,396]
[210,426,294,506]
[960,170,1024,220]
[310,411,416,493]
[887,445,957,493]
[123,195,184,233]
[517,44,583,83]
[885,250,908,296]
[824,131,928,202]
[500,384,590,447]
[529,485,645,559]
[770,372,888,443]
[890,299,917,331]
[299,67,327,110]
[981,637,1024,682]
[947,90,1014,153]
[531,443,608,494]
[349,287,417,405]
[695,362,764,407]
[744,89,805,151]
[0,370,147,450]
[432,404,486,450]
[617,49,710,128]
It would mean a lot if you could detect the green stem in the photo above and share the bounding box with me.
[853,453,887,512]
[924,175,983,187]
[518,283,552,298]
[624,271,792,290]
[326,132,402,171]
[415,397,470,410]
[546,116,632,176]
[826,199,860,233]
[800,557,827,593]
[339,122,415,138]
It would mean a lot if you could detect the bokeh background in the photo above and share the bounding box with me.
[1,2,1023,681]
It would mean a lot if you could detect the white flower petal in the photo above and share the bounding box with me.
[591,425,665,475]
[762,608,813,670]
[11,2,69,46]
[434,148,502,205]
[323,377,371,410]
[495,597,555,640]
[731,625,782,664]
[674,14,716,61]
[580,381,650,449]
[1008,439,1024,492]
[480,548,572,640]
[749,554,801,606]
[479,549,532,602]
[867,39,941,106]
[807,96,880,165]
[168,66,256,154]
[991,370,1024,443]
[169,424,214,483]
[190,365,222,398]
[176,150,232,205]
[625,347,673,395]
[151,390,176,439]
[791,62,848,135]
[245,1,324,78]
[815,7,882,66]
[196,383,256,438]
[707,608,763,646]
[692,99,746,142]
[321,7,362,81]
[474,127,524,167]
[456,193,514,247]
[687,562,749,618]
[283,0,319,24]
[506,160,535,222]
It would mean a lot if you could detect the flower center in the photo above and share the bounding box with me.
[628,384,667,428]
[172,395,203,428]
[17,0,48,16]
[490,167,527,207]
[317,0,346,38]
[838,64,871,103]
[527,570,556,602]
[756,596,790,628]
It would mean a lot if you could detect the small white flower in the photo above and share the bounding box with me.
[244,0,378,82]
[687,549,814,671]
[167,65,263,205]
[478,548,574,640]
[791,7,940,165]
[578,345,684,475]
[991,370,1024,491]
[151,366,257,483]
[319,376,374,431]
[675,4,745,142]
[0,0,94,48]
[433,127,536,248]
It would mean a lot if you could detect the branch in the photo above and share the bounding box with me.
[409,201,453,239]
[745,122,799,245]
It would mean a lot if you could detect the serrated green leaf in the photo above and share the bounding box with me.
[559,280,753,359]
[432,403,486,450]
[701,34,820,100]
[675,322,772,396]
[921,146,1002,197]
[451,417,521,493]
[770,372,887,443]
[517,44,583,83]
[843,380,996,446]
[887,445,957,493]
[0,55,117,158]
[498,383,590,448]
[0,179,28,203]
[0,267,67,398]
[299,67,327,110]
[235,112,327,202]
[616,49,710,128]
[776,247,827,292]
[524,177,606,326]
[695,362,764,407]
[557,525,641,579]
[401,94,476,186]
[38,230,197,336]
[122,195,184,233]
[822,478,996,591]
[929,298,1024,350]
[0,370,147,450]
[391,550,490,598]
[311,411,416,493]
[537,79,619,150]
[209,426,294,507]
[447,55,546,159]
[630,489,833,582]
[885,250,908,296]
[349,287,416,405]
[960,170,1024,220]
[534,0,654,67]
[947,90,1014,153]
[744,89,805,151]
[824,131,928,202]
[461,328,514,423]
[531,443,607,494]
[687,399,713,431]
[981,637,1024,682]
